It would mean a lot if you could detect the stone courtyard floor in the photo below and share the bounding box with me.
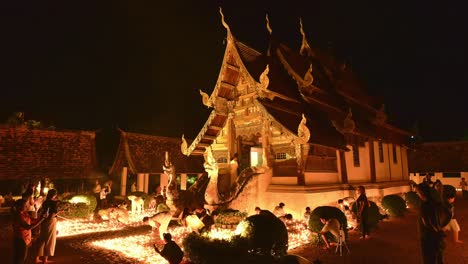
[1,195,468,264]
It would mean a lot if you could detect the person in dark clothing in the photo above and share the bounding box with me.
[356,185,370,239]
[416,183,452,264]
[153,233,183,264]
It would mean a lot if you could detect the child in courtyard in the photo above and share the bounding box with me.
[443,193,463,243]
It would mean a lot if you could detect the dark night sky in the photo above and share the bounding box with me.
[1,1,468,151]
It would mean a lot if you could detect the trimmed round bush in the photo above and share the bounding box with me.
[60,194,97,218]
[183,211,288,263]
[381,195,407,216]
[309,206,347,241]
[183,232,250,264]
[404,191,421,208]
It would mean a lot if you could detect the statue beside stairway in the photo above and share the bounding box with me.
[163,151,179,211]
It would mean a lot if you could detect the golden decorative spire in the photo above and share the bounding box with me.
[297,113,311,143]
[199,89,213,108]
[259,64,270,91]
[299,18,311,56]
[303,64,314,87]
[266,14,272,34]
[219,7,230,32]
[181,134,188,156]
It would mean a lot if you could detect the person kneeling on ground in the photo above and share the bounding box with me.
[153,233,183,264]
[312,217,340,249]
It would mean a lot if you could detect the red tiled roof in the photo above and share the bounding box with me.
[0,127,97,180]
[109,130,205,175]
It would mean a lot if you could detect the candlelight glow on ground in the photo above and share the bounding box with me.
[57,211,148,237]
[60,215,311,263]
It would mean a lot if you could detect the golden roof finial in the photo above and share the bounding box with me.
[266,14,272,34]
[219,7,230,32]
[299,18,311,56]
[181,134,188,156]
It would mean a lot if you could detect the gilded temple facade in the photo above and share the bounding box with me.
[181,10,412,217]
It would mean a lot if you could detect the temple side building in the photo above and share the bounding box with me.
[109,130,205,196]
[0,125,98,193]
[408,141,468,187]
[181,10,412,217]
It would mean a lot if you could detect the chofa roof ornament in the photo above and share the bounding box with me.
[266,14,272,34]
[375,104,387,124]
[299,18,312,56]
[181,134,189,156]
[297,113,311,144]
[303,64,314,87]
[219,7,230,33]
[343,108,356,133]
[199,89,213,108]
[259,64,270,91]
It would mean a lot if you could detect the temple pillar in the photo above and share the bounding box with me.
[120,167,128,196]
[160,173,169,190]
[181,173,187,190]
[144,173,149,194]
[137,173,145,192]
[295,143,309,186]
[339,151,348,183]
[261,118,272,168]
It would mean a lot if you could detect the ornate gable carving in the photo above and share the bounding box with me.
[199,90,213,108]
[296,113,311,144]
[375,104,387,125]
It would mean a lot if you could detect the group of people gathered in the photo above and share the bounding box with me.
[12,184,61,264]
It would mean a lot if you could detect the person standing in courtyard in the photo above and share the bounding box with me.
[273,202,286,217]
[443,193,463,243]
[93,180,101,211]
[459,178,468,199]
[12,199,46,264]
[415,183,451,264]
[356,186,370,239]
[36,189,61,264]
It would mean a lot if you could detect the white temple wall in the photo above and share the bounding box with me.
[389,145,403,181]
[375,142,390,182]
[304,172,340,185]
[401,147,409,181]
[345,143,371,183]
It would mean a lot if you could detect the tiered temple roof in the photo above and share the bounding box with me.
[186,11,411,155]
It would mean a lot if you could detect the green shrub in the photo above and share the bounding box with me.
[245,212,289,257]
[381,195,407,216]
[215,210,248,226]
[183,211,289,263]
[183,232,250,264]
[351,201,380,231]
[60,194,97,218]
[309,206,347,241]
[404,191,421,208]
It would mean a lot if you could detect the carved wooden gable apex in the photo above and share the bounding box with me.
[266,14,273,34]
[375,104,387,124]
[297,113,311,144]
[303,64,314,87]
[343,108,356,133]
[199,89,213,108]
[181,134,189,156]
[299,18,312,56]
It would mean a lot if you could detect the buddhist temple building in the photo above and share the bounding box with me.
[109,130,205,196]
[0,125,98,194]
[408,141,468,187]
[181,10,413,217]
